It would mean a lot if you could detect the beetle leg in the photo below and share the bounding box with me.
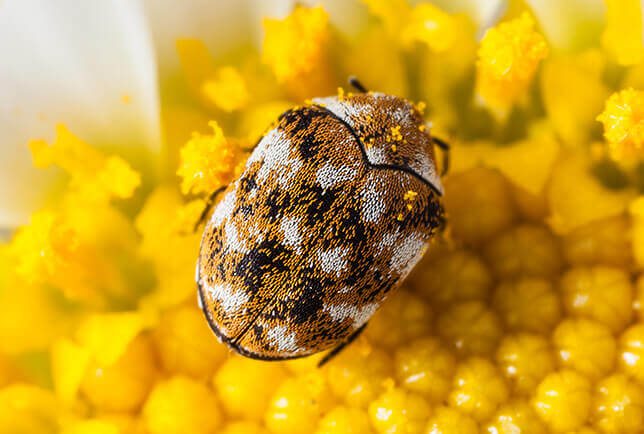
[348,76,368,93]
[317,323,368,367]
[432,137,450,176]
[437,213,448,234]
[193,186,227,232]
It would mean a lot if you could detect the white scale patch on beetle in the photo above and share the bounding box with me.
[265,324,302,354]
[366,147,388,166]
[256,128,303,187]
[247,221,265,245]
[412,153,444,195]
[360,177,387,223]
[204,281,249,313]
[323,301,380,329]
[315,162,357,189]
[280,216,304,254]
[392,105,413,124]
[399,241,428,281]
[313,96,374,125]
[210,185,237,227]
[313,92,384,127]
[224,220,247,253]
[377,231,399,254]
[390,232,425,274]
[317,246,350,277]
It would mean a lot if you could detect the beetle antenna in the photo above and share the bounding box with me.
[348,76,368,93]
[432,137,450,176]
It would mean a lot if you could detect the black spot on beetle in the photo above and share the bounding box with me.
[233,238,289,295]
[288,267,327,325]
[279,107,326,135]
[265,190,291,221]
[278,107,334,159]
[239,173,257,193]
[252,324,263,340]
[263,303,288,321]
[297,184,338,227]
[237,204,253,217]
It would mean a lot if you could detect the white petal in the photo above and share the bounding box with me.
[0,0,161,231]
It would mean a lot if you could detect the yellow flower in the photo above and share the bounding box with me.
[5,2,644,433]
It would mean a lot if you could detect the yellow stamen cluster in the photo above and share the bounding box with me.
[400,3,457,52]
[597,88,644,159]
[10,211,79,285]
[262,5,334,99]
[202,67,249,113]
[362,0,458,53]
[361,0,411,35]
[8,125,142,306]
[29,124,140,203]
[176,121,246,196]
[476,13,549,112]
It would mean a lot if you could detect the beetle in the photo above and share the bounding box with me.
[196,78,448,365]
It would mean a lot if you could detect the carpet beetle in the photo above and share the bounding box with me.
[196,79,447,365]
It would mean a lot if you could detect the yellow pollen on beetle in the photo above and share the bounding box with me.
[415,101,426,115]
[337,87,345,102]
[404,190,418,201]
[418,124,426,132]
[390,125,403,142]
